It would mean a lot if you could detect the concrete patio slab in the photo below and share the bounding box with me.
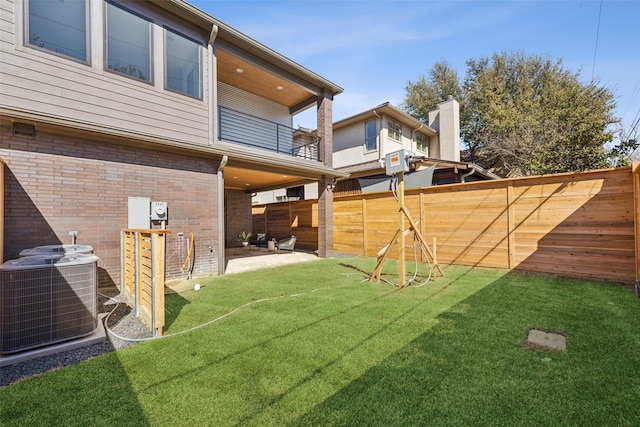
[224,249,319,274]
[165,249,320,293]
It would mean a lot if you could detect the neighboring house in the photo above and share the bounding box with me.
[253,97,497,202]
[332,98,498,195]
[0,0,344,286]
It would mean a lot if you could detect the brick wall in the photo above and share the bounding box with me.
[1,125,220,289]
[225,189,252,248]
[317,90,334,257]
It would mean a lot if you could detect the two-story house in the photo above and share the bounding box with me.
[0,0,344,286]
[331,97,498,195]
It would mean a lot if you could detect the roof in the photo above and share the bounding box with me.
[333,102,437,136]
[335,157,501,181]
[160,1,344,98]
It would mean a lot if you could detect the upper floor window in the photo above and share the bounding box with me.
[105,1,152,83]
[165,28,202,99]
[388,119,402,142]
[365,119,377,152]
[27,0,88,63]
[416,133,428,153]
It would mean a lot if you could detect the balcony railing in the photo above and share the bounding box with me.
[218,106,320,161]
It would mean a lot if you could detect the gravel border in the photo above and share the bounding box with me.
[1,292,151,387]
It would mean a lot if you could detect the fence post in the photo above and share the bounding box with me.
[120,230,124,294]
[153,233,165,336]
[507,180,515,269]
[151,234,156,337]
[134,231,140,318]
[633,162,640,297]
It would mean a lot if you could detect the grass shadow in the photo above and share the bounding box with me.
[164,292,191,331]
[1,344,150,425]
[4,260,638,425]
[291,271,640,426]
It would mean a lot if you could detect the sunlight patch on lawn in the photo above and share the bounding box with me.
[115,261,503,425]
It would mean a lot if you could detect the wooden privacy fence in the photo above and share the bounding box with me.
[121,229,169,337]
[252,199,319,250]
[334,165,639,284]
[254,164,640,285]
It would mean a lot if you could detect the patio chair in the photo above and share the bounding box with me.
[276,235,296,253]
[249,232,271,247]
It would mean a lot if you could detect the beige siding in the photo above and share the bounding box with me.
[218,82,291,126]
[381,115,410,156]
[333,122,378,168]
[333,114,425,169]
[0,0,209,145]
[0,0,14,46]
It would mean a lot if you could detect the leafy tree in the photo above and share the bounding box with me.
[401,60,463,125]
[608,120,639,167]
[403,51,619,177]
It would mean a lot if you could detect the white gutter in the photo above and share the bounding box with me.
[208,24,219,146]
[411,123,423,153]
[468,163,501,180]
[461,168,476,182]
[373,109,382,160]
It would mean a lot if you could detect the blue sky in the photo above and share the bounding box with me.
[192,0,640,141]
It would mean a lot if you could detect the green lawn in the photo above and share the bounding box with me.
[2,257,640,426]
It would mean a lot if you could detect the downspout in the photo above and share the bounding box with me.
[209,24,224,274]
[217,155,228,274]
[208,24,219,146]
[373,109,382,162]
[461,167,476,183]
[411,123,423,154]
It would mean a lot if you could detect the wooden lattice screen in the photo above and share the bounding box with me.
[121,229,169,337]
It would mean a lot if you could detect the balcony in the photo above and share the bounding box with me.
[218,106,320,161]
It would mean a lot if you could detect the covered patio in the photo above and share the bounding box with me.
[224,246,318,274]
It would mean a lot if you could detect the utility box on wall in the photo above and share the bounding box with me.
[128,197,150,229]
[385,150,411,176]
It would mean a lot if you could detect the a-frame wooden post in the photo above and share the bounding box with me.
[369,170,442,286]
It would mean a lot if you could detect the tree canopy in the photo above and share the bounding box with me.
[402,52,620,177]
[402,61,462,124]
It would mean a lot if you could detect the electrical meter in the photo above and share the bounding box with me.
[150,201,168,221]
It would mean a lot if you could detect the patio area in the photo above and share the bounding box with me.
[224,246,319,274]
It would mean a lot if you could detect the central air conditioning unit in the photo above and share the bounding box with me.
[0,253,99,354]
[19,244,93,257]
